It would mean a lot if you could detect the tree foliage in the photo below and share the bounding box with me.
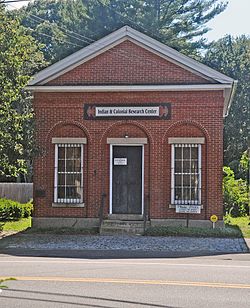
[0,5,45,179]
[223,166,249,217]
[18,0,227,62]
[204,35,250,176]
[19,0,90,62]
[239,150,250,185]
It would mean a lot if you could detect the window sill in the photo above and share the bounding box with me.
[52,203,85,208]
[169,204,203,209]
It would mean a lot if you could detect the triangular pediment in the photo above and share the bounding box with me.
[28,26,234,86]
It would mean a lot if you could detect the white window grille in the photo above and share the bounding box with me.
[54,143,83,204]
[171,144,201,205]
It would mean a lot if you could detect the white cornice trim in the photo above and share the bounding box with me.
[107,138,148,144]
[52,137,87,144]
[28,26,234,86]
[168,137,205,144]
[26,84,232,92]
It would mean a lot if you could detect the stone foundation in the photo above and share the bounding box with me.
[32,217,99,229]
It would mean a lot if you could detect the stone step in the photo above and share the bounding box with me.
[102,220,146,227]
[108,214,143,221]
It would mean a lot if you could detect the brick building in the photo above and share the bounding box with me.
[27,26,236,231]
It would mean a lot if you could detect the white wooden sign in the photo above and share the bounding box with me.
[176,204,201,214]
[84,103,171,120]
[96,106,159,117]
[114,158,127,165]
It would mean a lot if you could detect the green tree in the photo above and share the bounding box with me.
[223,166,249,217]
[19,0,227,62]
[0,5,45,179]
[19,0,90,62]
[204,35,250,176]
[93,0,227,56]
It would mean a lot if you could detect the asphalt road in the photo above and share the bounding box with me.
[0,252,250,308]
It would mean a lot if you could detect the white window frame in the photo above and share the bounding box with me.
[54,141,84,204]
[170,139,203,205]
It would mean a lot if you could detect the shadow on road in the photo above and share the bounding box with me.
[2,288,177,308]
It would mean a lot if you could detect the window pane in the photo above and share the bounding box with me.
[191,188,199,201]
[58,147,65,159]
[74,159,81,172]
[74,147,81,159]
[183,188,190,201]
[58,160,65,172]
[66,160,74,172]
[175,147,182,159]
[66,187,76,199]
[191,174,198,187]
[66,187,81,199]
[175,188,182,201]
[175,160,182,173]
[58,174,65,185]
[191,147,198,159]
[183,147,190,159]
[175,175,182,186]
[66,159,81,172]
[183,175,190,186]
[58,187,65,199]
[66,174,81,186]
[191,160,198,173]
[183,161,190,173]
[66,147,81,159]
[66,147,74,159]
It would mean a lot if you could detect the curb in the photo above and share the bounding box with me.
[244,238,250,252]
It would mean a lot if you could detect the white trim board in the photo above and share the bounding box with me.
[107,138,147,144]
[26,84,232,92]
[52,137,87,144]
[168,137,205,144]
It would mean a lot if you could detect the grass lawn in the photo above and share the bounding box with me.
[1,217,31,232]
[144,225,242,238]
[1,216,249,238]
[224,216,250,238]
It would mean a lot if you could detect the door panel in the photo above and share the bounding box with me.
[112,146,142,214]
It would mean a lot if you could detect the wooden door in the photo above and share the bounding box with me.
[112,146,142,214]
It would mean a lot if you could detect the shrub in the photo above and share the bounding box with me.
[0,198,33,221]
[21,202,33,218]
[223,166,249,217]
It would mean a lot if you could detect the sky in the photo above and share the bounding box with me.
[204,0,250,41]
[7,0,250,42]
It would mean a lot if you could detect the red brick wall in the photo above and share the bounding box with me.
[33,90,224,220]
[47,40,212,86]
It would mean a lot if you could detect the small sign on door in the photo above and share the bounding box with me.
[114,158,127,165]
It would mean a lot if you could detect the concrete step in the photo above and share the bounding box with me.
[108,214,143,221]
[100,220,150,235]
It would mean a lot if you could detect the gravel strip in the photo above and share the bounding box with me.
[1,234,248,253]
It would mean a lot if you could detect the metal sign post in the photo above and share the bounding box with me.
[186,213,189,228]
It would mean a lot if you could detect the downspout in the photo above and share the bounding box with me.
[224,80,238,117]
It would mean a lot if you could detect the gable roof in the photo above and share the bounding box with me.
[27,26,237,116]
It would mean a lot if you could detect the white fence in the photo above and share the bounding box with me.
[0,183,33,203]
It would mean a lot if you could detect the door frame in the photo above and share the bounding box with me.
[109,144,144,215]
